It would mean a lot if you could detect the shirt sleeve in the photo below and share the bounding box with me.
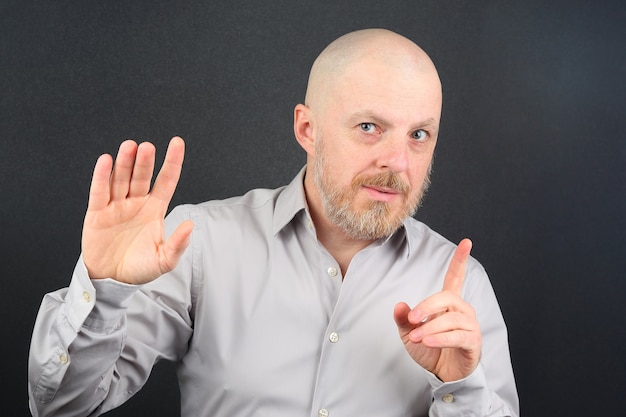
[426,260,520,417]
[28,257,137,416]
[28,205,195,417]
[425,364,517,417]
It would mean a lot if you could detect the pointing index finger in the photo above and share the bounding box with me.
[442,238,473,295]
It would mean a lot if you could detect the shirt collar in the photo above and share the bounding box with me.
[398,221,413,259]
[273,166,309,235]
[273,165,415,259]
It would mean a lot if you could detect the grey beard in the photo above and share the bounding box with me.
[313,151,432,241]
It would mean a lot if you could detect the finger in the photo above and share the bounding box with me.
[442,238,472,295]
[128,142,156,197]
[412,308,474,337]
[87,154,113,211]
[409,307,479,343]
[407,290,467,324]
[414,309,447,329]
[110,140,138,200]
[151,137,185,209]
[420,328,481,351]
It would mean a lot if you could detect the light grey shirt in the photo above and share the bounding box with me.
[28,167,519,417]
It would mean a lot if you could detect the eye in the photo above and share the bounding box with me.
[411,129,428,142]
[359,122,377,134]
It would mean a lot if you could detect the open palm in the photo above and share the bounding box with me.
[81,137,193,284]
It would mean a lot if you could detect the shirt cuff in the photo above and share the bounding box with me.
[73,256,140,331]
[426,364,491,416]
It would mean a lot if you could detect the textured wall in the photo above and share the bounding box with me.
[3,1,625,415]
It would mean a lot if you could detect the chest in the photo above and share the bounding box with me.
[179,232,438,416]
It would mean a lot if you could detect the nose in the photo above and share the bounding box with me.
[377,136,409,173]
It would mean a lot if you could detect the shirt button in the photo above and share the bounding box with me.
[329,332,339,343]
[318,408,329,417]
[327,267,338,277]
[82,291,92,302]
[442,393,454,403]
[59,353,68,365]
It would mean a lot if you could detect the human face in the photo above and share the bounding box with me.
[309,59,441,240]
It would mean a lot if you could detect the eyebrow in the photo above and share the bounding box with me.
[348,111,439,132]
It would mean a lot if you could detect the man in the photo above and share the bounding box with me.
[28,28,519,416]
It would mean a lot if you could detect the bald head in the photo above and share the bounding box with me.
[305,28,441,114]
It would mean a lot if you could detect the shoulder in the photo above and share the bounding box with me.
[403,217,460,255]
[168,186,286,222]
[402,217,489,281]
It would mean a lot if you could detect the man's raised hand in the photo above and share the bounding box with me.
[393,238,482,382]
[82,137,194,284]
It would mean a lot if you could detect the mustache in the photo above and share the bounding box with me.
[353,171,409,195]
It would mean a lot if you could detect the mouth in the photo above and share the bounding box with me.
[362,185,403,202]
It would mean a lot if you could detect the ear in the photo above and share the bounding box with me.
[293,103,316,156]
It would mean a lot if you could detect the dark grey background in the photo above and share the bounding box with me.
[2,1,625,416]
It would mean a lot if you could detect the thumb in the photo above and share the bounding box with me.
[393,302,413,333]
[160,220,194,273]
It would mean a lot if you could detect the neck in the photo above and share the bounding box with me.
[316,226,373,276]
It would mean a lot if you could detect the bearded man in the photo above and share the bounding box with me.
[29,28,519,417]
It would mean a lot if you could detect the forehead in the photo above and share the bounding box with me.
[329,60,442,125]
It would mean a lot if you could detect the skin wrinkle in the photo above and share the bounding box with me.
[347,113,440,137]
